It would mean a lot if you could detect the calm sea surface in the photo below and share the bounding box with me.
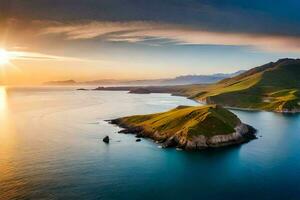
[1,86,300,200]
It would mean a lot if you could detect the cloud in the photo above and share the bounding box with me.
[8,50,89,62]
[41,21,164,40]
[6,49,126,67]
[40,21,300,52]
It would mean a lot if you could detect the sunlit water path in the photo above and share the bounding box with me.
[1,86,300,200]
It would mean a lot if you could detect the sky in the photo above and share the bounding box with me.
[1,0,300,85]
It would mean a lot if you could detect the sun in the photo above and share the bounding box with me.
[0,49,11,65]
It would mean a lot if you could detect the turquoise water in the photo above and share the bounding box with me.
[1,87,300,200]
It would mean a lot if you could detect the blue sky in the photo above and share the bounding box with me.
[1,0,300,83]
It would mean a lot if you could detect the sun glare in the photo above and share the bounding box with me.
[0,49,11,65]
[0,87,7,111]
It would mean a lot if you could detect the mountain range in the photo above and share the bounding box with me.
[44,70,245,86]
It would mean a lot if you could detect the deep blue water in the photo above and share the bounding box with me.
[1,86,300,200]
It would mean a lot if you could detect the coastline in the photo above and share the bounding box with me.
[179,95,300,114]
[82,87,300,113]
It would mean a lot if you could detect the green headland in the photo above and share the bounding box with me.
[110,105,256,150]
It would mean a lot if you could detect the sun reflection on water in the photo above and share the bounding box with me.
[0,86,7,111]
[0,86,19,200]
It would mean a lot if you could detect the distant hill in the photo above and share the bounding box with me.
[110,104,256,150]
[158,70,245,85]
[44,80,77,85]
[43,70,244,86]
[85,71,244,85]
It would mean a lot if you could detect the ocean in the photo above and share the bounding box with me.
[1,86,300,200]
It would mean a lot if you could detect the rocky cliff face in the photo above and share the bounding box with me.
[158,123,256,150]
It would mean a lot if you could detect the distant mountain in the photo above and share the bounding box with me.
[44,70,245,86]
[85,70,245,85]
[160,70,245,85]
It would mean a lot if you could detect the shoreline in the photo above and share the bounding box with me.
[80,87,300,113]
[172,93,300,114]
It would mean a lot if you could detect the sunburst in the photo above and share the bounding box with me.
[0,49,11,65]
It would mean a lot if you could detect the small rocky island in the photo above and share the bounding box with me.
[109,105,256,150]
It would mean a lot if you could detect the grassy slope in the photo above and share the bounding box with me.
[177,59,300,112]
[118,105,240,138]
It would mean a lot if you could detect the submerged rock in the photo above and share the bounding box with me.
[136,139,141,142]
